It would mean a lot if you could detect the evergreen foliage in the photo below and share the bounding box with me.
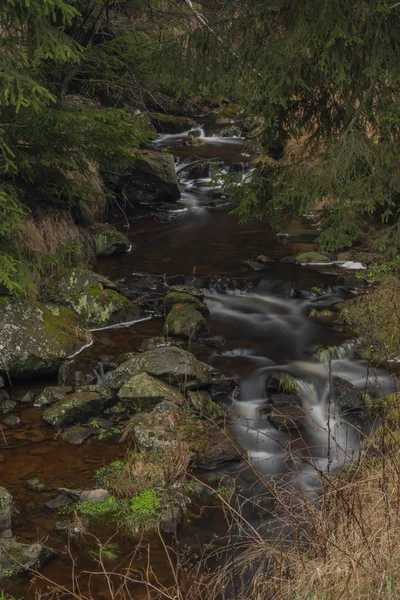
[161,0,400,249]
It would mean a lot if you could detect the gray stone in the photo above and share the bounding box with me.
[0,297,87,380]
[140,337,184,352]
[34,386,72,408]
[58,358,96,388]
[90,224,130,257]
[267,405,306,430]
[150,113,196,134]
[118,372,185,411]
[165,304,207,339]
[20,391,36,404]
[0,539,54,579]
[109,347,213,392]
[187,390,220,417]
[3,415,20,427]
[44,268,141,329]
[167,285,205,301]
[164,290,209,316]
[0,399,16,415]
[328,377,366,412]
[0,487,12,538]
[61,425,92,444]
[122,150,181,204]
[43,385,112,429]
[198,336,227,349]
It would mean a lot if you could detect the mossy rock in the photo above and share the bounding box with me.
[215,104,242,123]
[165,304,208,339]
[164,291,209,316]
[0,539,54,580]
[295,252,331,264]
[132,407,241,469]
[0,298,88,380]
[0,487,12,538]
[44,268,141,328]
[150,113,196,133]
[118,372,185,411]
[167,285,204,301]
[90,224,130,257]
[122,150,181,204]
[34,386,72,408]
[109,346,213,392]
[43,385,112,429]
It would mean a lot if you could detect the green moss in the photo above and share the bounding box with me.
[77,495,120,517]
[216,104,242,120]
[128,488,161,524]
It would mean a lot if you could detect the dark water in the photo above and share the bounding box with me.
[2,126,394,598]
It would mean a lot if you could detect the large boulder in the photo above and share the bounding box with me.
[120,150,181,204]
[165,304,207,339]
[328,377,366,412]
[118,372,185,411]
[150,113,196,134]
[34,386,72,408]
[90,224,131,257]
[44,268,141,329]
[109,347,213,391]
[0,298,88,380]
[0,539,54,580]
[132,405,241,469]
[43,385,112,429]
[0,487,12,538]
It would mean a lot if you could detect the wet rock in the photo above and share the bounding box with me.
[98,355,119,370]
[209,374,240,399]
[58,358,97,389]
[79,489,109,503]
[0,399,16,415]
[90,223,130,257]
[159,492,189,533]
[140,337,185,352]
[43,385,112,429]
[219,125,242,138]
[44,268,141,329]
[267,405,306,430]
[164,290,208,316]
[150,113,196,134]
[187,390,220,417]
[34,385,72,408]
[26,478,47,492]
[167,285,204,300]
[121,150,181,204]
[165,304,208,339]
[0,297,86,380]
[20,391,36,404]
[109,346,213,392]
[0,539,54,579]
[132,405,242,468]
[198,335,227,349]
[62,425,92,445]
[193,427,242,470]
[269,393,302,406]
[284,252,331,265]
[0,389,9,402]
[118,372,185,411]
[46,493,75,509]
[88,417,114,433]
[243,260,266,271]
[0,487,12,537]
[328,377,366,412]
[3,415,20,427]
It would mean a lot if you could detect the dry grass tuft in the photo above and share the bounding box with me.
[22,210,95,277]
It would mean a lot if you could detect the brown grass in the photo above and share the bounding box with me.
[22,210,95,276]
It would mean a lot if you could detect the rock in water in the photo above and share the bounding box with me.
[165,304,207,339]
[90,224,131,257]
[150,113,196,134]
[0,487,12,538]
[0,298,88,380]
[119,150,181,204]
[118,372,185,411]
[0,540,54,579]
[109,346,213,391]
[44,268,141,329]
[34,386,72,408]
[43,385,112,429]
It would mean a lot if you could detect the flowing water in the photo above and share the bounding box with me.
[2,122,395,598]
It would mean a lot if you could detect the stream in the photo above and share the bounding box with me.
[2,121,394,598]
